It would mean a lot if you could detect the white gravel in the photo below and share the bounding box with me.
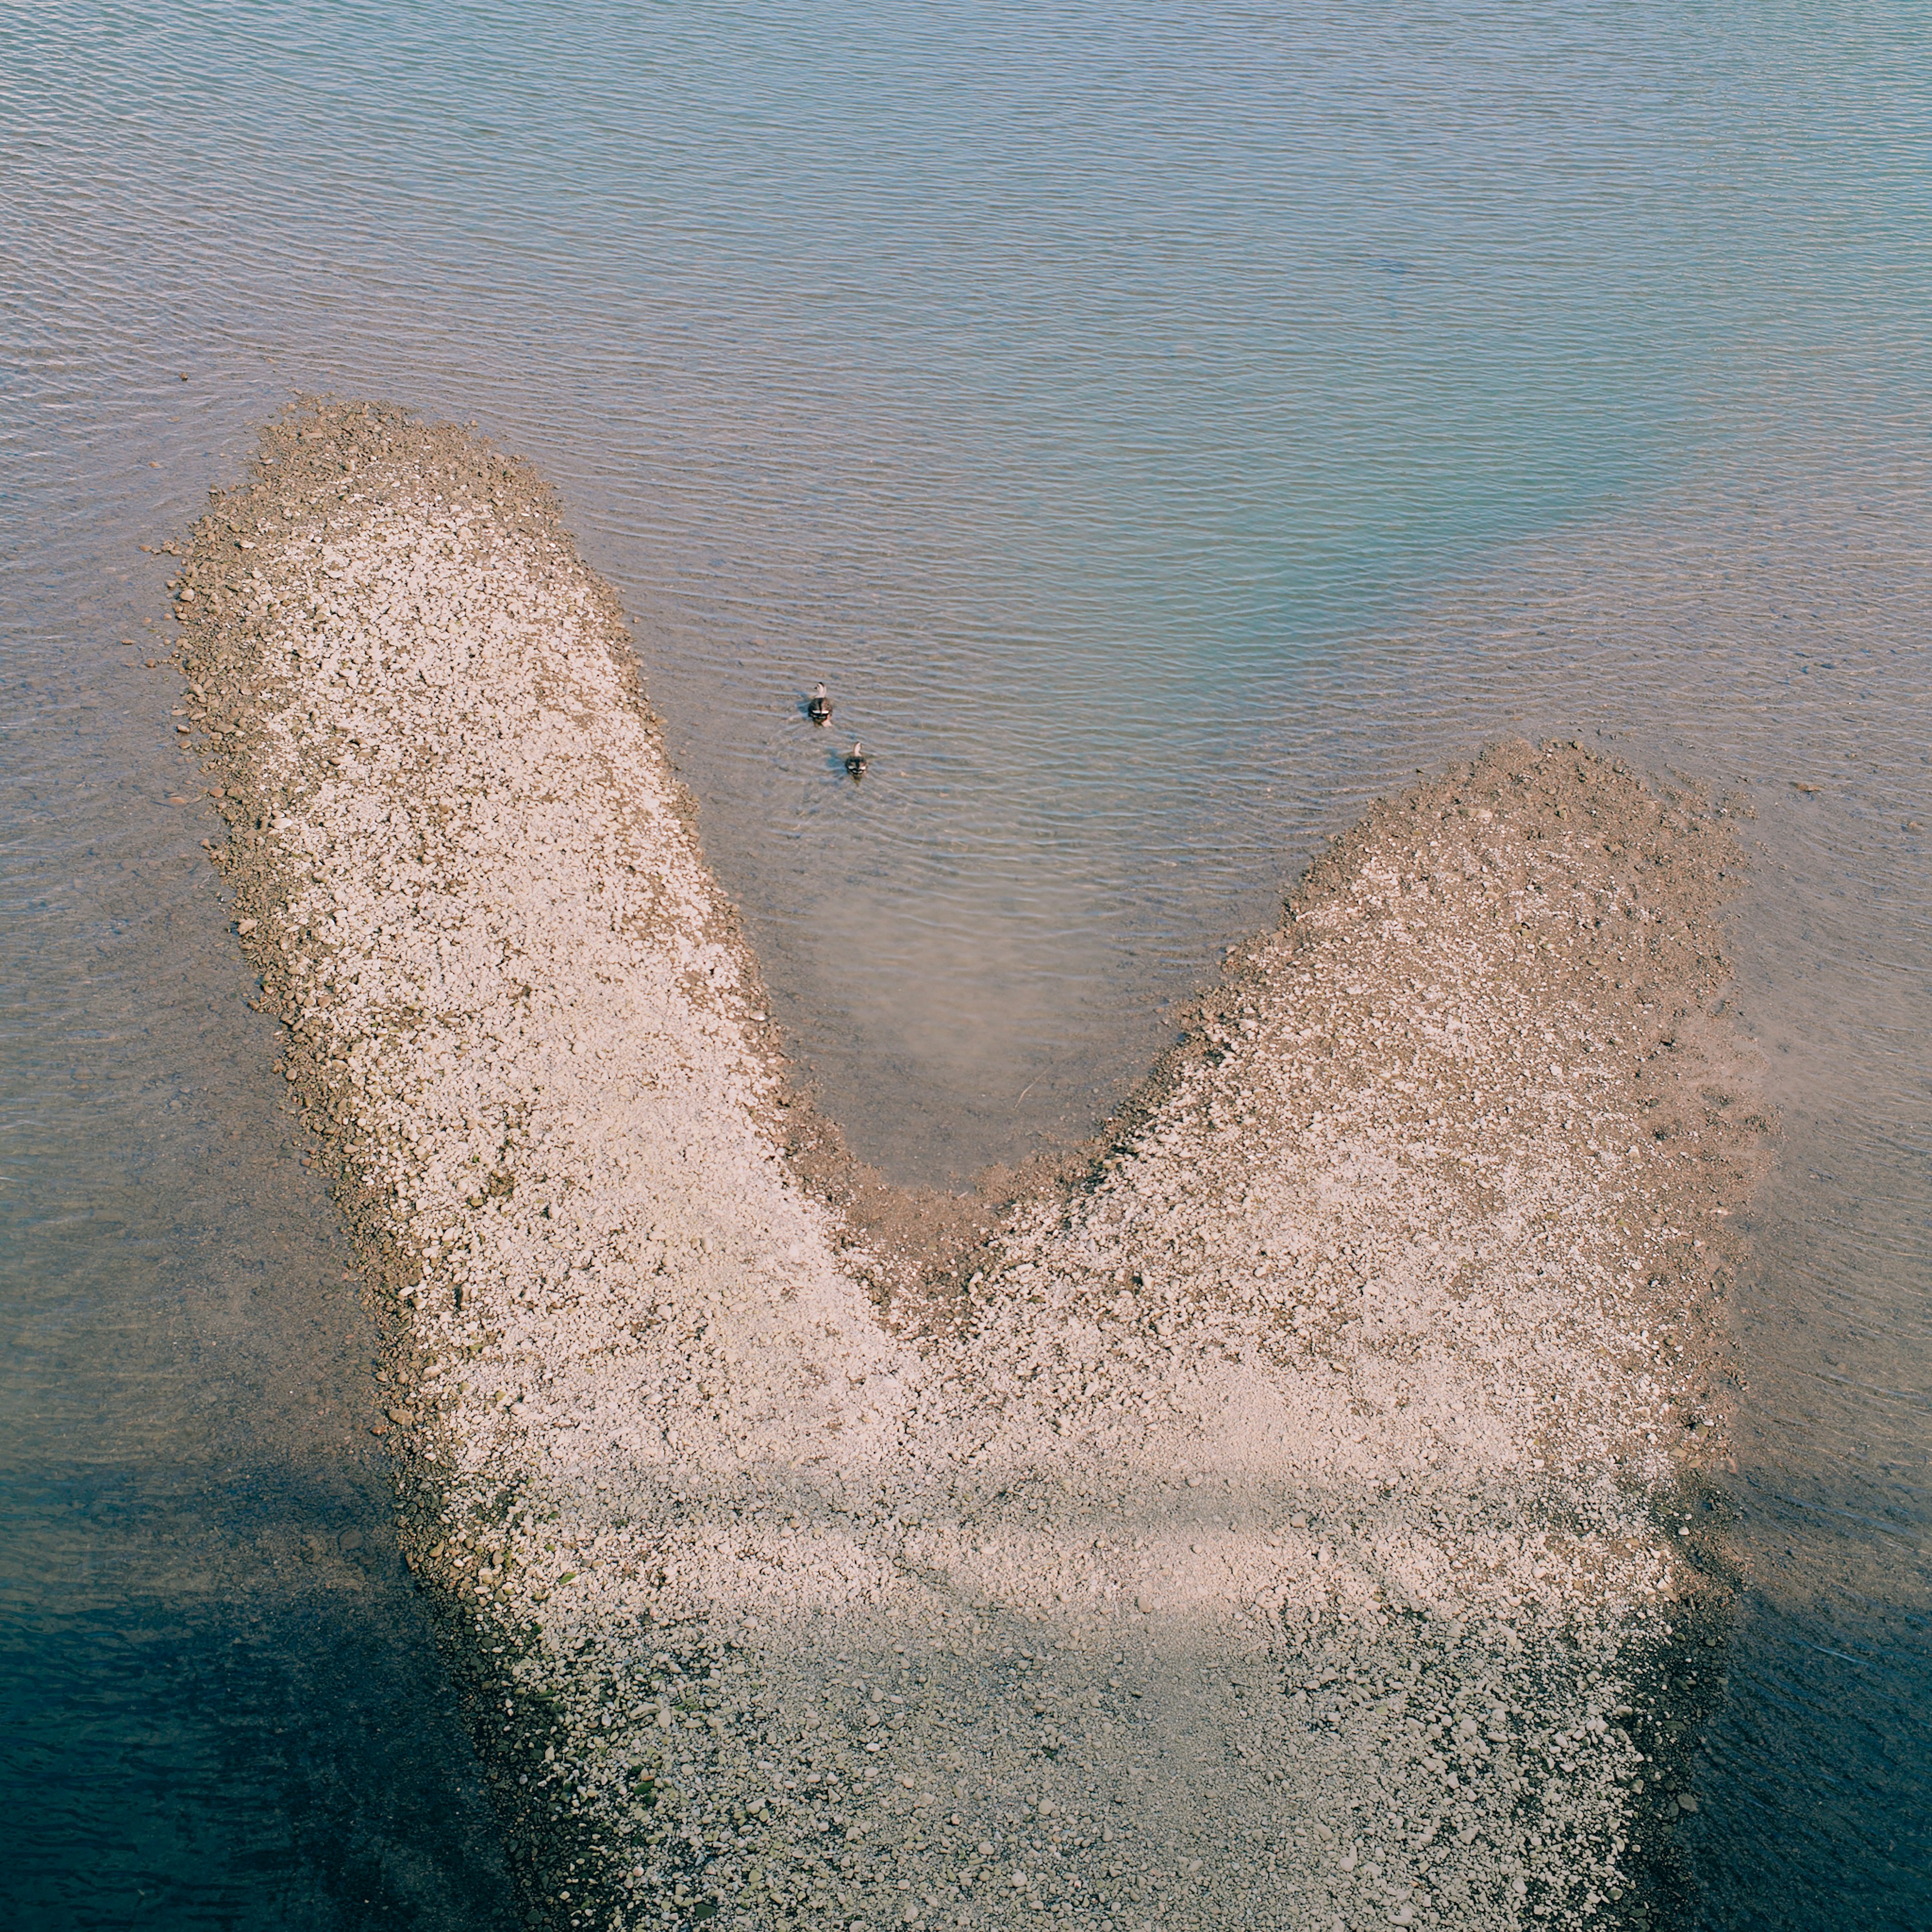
[177,404,1763,1932]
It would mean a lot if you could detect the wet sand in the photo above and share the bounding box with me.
[170,403,1765,1931]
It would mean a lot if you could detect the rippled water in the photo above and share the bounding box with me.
[4,2,1927,1924]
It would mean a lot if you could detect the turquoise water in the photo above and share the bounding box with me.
[4,2,1928,1923]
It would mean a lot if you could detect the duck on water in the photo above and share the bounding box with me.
[807,682,833,724]
[844,741,868,780]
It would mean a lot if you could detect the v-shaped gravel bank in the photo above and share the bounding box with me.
[167,401,1764,1932]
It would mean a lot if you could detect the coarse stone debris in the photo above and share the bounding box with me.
[168,400,1767,1932]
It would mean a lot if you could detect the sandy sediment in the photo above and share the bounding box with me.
[171,402,1766,1932]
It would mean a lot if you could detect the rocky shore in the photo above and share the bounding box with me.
[170,402,1765,1931]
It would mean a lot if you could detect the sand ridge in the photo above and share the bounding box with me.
[169,402,1763,1932]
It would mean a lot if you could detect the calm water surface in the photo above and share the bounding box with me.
[4,3,1926,1924]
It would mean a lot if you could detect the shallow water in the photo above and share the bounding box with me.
[0,531,517,1922]
[4,2,1927,1923]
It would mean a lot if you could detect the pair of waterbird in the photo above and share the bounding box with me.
[808,683,868,778]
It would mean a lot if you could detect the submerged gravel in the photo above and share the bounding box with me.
[170,403,1765,1932]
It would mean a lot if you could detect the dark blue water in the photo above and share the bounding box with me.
[4,3,1926,1922]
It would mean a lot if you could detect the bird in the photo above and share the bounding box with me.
[808,682,833,724]
[844,741,868,779]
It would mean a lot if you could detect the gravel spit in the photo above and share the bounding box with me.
[172,402,1766,1931]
